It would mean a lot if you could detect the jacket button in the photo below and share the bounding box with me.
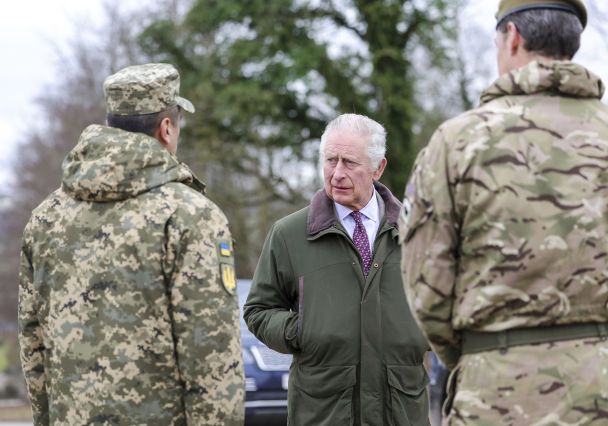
[373,263,379,268]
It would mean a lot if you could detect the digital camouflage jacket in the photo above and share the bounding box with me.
[400,61,608,369]
[19,125,244,425]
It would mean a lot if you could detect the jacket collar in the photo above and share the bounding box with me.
[480,60,604,105]
[307,181,402,236]
[62,124,205,202]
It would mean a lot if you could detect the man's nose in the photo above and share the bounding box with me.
[333,160,346,179]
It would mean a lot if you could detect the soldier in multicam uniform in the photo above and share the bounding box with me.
[400,0,608,424]
[18,63,244,425]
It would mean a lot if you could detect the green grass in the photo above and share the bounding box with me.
[0,343,9,372]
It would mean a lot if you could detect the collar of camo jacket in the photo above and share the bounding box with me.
[480,60,605,105]
[61,124,205,202]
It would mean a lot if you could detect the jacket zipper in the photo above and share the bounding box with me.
[297,276,304,340]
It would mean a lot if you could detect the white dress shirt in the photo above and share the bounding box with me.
[335,190,380,253]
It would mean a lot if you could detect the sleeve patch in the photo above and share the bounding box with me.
[221,263,236,295]
[219,242,232,257]
[217,239,236,295]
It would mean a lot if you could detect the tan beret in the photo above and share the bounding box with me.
[496,0,587,29]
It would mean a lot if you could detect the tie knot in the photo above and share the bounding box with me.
[351,211,363,224]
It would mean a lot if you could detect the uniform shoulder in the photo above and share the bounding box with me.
[272,205,309,234]
[153,182,230,239]
[161,182,226,218]
[21,189,74,251]
[425,98,517,153]
[435,103,495,137]
[25,188,70,227]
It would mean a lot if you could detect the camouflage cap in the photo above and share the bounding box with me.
[496,0,587,29]
[103,63,195,116]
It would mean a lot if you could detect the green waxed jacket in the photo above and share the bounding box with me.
[244,182,430,426]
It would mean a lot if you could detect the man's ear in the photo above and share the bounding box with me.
[372,158,387,181]
[154,117,172,148]
[506,21,522,55]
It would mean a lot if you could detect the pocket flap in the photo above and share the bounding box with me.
[387,365,429,397]
[293,365,357,397]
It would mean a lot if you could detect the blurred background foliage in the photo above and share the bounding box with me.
[0,0,478,320]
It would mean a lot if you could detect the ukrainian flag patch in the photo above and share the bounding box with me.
[219,242,232,257]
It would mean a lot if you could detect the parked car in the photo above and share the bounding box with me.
[428,351,449,426]
[237,279,291,426]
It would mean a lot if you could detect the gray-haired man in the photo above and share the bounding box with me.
[245,113,429,426]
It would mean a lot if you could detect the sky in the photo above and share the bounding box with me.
[0,0,106,189]
[1,1,607,190]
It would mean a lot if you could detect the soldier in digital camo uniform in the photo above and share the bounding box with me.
[18,63,244,425]
[400,0,608,424]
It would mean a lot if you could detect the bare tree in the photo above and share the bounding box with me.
[0,1,149,322]
[587,1,608,50]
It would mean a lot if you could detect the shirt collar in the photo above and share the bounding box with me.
[334,189,379,223]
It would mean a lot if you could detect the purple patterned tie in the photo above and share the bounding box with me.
[351,211,372,276]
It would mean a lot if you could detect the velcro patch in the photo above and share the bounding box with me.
[221,263,236,294]
[217,240,236,295]
[219,242,232,257]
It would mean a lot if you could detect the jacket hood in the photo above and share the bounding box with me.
[307,181,402,235]
[480,60,605,105]
[62,124,204,202]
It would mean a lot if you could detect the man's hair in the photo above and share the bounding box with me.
[320,114,386,170]
[497,9,583,60]
[106,105,181,136]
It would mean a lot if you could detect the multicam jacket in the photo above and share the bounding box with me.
[400,61,608,369]
[19,125,244,425]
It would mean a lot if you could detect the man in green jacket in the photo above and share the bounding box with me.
[19,63,244,425]
[401,0,608,424]
[244,114,430,426]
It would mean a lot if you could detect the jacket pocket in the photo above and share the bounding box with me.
[289,365,356,426]
[387,365,430,426]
